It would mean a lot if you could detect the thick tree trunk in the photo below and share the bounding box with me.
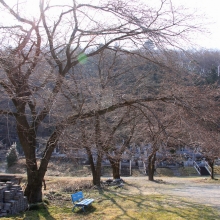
[110,160,120,179]
[208,160,215,179]
[17,121,60,203]
[94,153,102,187]
[16,115,43,203]
[211,165,214,179]
[86,148,97,185]
[148,153,156,181]
[24,170,43,203]
[92,114,103,187]
[112,163,120,179]
[86,147,103,186]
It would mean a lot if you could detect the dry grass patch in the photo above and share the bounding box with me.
[5,158,92,177]
[1,178,220,220]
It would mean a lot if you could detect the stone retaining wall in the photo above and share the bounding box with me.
[0,181,28,217]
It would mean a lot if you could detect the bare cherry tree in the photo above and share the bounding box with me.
[0,0,202,202]
[176,86,220,179]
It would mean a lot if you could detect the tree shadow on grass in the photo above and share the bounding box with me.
[97,187,138,220]
[147,195,220,219]
[93,182,220,220]
[11,202,56,220]
[73,205,97,216]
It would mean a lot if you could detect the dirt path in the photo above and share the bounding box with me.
[3,173,220,212]
[122,176,220,211]
[43,175,220,211]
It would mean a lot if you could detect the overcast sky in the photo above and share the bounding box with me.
[173,0,220,49]
[2,0,220,50]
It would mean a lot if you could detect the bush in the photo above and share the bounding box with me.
[6,145,18,167]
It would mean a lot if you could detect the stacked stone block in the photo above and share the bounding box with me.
[0,181,28,217]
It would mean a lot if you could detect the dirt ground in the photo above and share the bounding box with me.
[2,171,220,214]
[40,175,220,212]
[121,176,220,212]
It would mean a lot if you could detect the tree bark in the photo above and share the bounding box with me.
[86,148,97,185]
[15,114,44,203]
[208,160,215,179]
[94,153,102,187]
[20,125,61,203]
[148,152,156,181]
[86,147,102,186]
[110,159,120,179]
[24,170,43,203]
[92,114,103,187]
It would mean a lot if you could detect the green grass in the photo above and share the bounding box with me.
[1,161,220,219]
[2,189,219,220]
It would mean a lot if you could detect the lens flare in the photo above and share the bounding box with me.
[77,53,87,64]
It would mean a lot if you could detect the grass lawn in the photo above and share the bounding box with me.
[2,159,220,219]
[1,177,219,220]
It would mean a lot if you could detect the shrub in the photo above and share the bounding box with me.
[6,145,19,167]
